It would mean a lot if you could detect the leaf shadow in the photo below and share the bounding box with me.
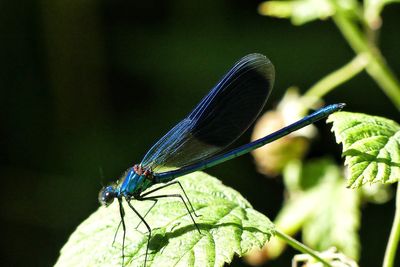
[148,221,271,252]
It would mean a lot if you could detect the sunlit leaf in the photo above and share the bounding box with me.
[269,159,360,260]
[328,112,400,188]
[55,172,275,267]
[302,173,361,260]
[258,0,358,25]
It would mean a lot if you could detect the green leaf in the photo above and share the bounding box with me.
[302,173,361,260]
[328,111,400,188]
[258,0,334,25]
[273,159,360,260]
[258,0,359,25]
[55,172,275,267]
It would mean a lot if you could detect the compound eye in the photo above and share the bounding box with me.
[98,186,116,206]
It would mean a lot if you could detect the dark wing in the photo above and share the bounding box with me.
[140,53,275,173]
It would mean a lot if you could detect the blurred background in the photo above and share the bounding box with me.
[1,0,399,266]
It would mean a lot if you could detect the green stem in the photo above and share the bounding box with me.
[383,183,400,267]
[332,8,400,109]
[302,54,368,108]
[275,229,333,267]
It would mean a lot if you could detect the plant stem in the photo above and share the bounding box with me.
[383,183,400,267]
[275,229,333,267]
[302,54,368,108]
[332,8,400,109]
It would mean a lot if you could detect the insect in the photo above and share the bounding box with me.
[98,53,345,266]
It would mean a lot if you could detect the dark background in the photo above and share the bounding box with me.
[1,0,399,266]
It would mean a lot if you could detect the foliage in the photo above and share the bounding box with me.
[55,173,275,267]
[328,112,400,188]
[57,0,400,266]
[251,0,400,266]
[269,159,361,260]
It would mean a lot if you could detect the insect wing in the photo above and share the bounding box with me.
[141,54,275,173]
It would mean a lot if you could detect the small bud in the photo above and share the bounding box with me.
[251,88,317,176]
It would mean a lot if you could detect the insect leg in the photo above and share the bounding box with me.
[140,181,201,217]
[112,220,123,246]
[139,194,201,234]
[126,200,151,267]
[135,198,158,229]
[117,198,127,267]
